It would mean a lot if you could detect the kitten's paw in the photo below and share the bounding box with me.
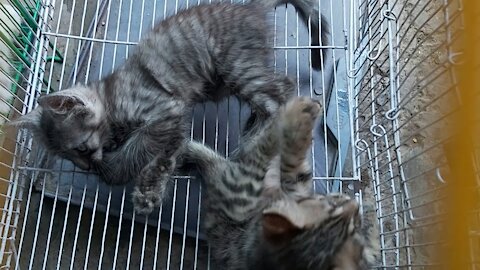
[285,96,322,122]
[132,187,161,215]
[281,97,322,143]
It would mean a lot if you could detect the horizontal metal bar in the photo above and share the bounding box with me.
[42,32,346,49]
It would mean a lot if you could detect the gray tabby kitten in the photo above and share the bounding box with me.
[12,0,328,214]
[183,97,376,269]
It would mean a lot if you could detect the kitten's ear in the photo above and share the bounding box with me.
[262,206,304,244]
[37,91,85,115]
[8,107,42,129]
[263,213,299,245]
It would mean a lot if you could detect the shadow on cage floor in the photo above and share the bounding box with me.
[18,192,210,269]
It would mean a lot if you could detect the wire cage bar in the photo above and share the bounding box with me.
[352,0,477,268]
[0,0,476,269]
[1,0,356,268]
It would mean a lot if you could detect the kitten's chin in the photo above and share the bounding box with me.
[72,159,91,171]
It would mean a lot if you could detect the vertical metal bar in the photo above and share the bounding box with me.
[82,0,102,83]
[56,0,77,88]
[164,0,168,20]
[207,247,211,270]
[139,216,149,269]
[341,0,349,189]
[372,137,387,266]
[295,11,299,93]
[41,183,61,270]
[112,188,127,269]
[317,0,329,183]
[54,185,74,269]
[166,178,179,270]
[383,128,401,265]
[273,2,277,71]
[193,184,202,270]
[329,0,344,192]
[71,0,90,84]
[69,184,88,270]
[110,0,125,69]
[15,148,43,270]
[97,189,113,269]
[152,204,164,270]
[151,0,157,28]
[353,0,366,188]
[179,179,191,270]
[125,0,134,57]
[97,0,114,79]
[28,175,47,269]
[284,2,288,74]
[125,209,136,270]
[139,0,146,38]
[83,185,100,270]
[348,0,358,182]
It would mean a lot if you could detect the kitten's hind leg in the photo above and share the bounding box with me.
[278,97,322,197]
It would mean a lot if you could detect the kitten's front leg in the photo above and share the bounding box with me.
[130,99,188,215]
[132,152,177,215]
[279,97,322,197]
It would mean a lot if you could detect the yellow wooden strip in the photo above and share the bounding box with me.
[440,1,480,268]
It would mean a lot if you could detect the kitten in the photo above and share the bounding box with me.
[11,0,328,214]
[182,97,376,269]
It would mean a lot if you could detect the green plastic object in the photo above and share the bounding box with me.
[1,0,64,98]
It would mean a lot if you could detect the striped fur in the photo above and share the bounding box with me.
[183,97,376,269]
[12,1,328,214]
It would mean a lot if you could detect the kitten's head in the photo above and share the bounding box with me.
[11,85,108,170]
[259,193,364,269]
[262,193,359,242]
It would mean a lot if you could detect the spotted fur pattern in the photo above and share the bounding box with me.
[183,97,376,269]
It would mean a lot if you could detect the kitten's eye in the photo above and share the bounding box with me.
[103,141,118,151]
[75,144,88,153]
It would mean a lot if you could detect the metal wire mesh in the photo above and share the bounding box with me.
[0,0,474,268]
[352,0,473,268]
[0,0,61,267]
[0,0,356,269]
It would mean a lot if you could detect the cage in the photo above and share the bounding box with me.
[0,0,476,269]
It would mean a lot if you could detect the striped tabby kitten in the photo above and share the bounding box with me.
[183,97,376,269]
[12,0,328,214]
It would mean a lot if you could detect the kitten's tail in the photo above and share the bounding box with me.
[251,0,329,70]
[180,141,227,179]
